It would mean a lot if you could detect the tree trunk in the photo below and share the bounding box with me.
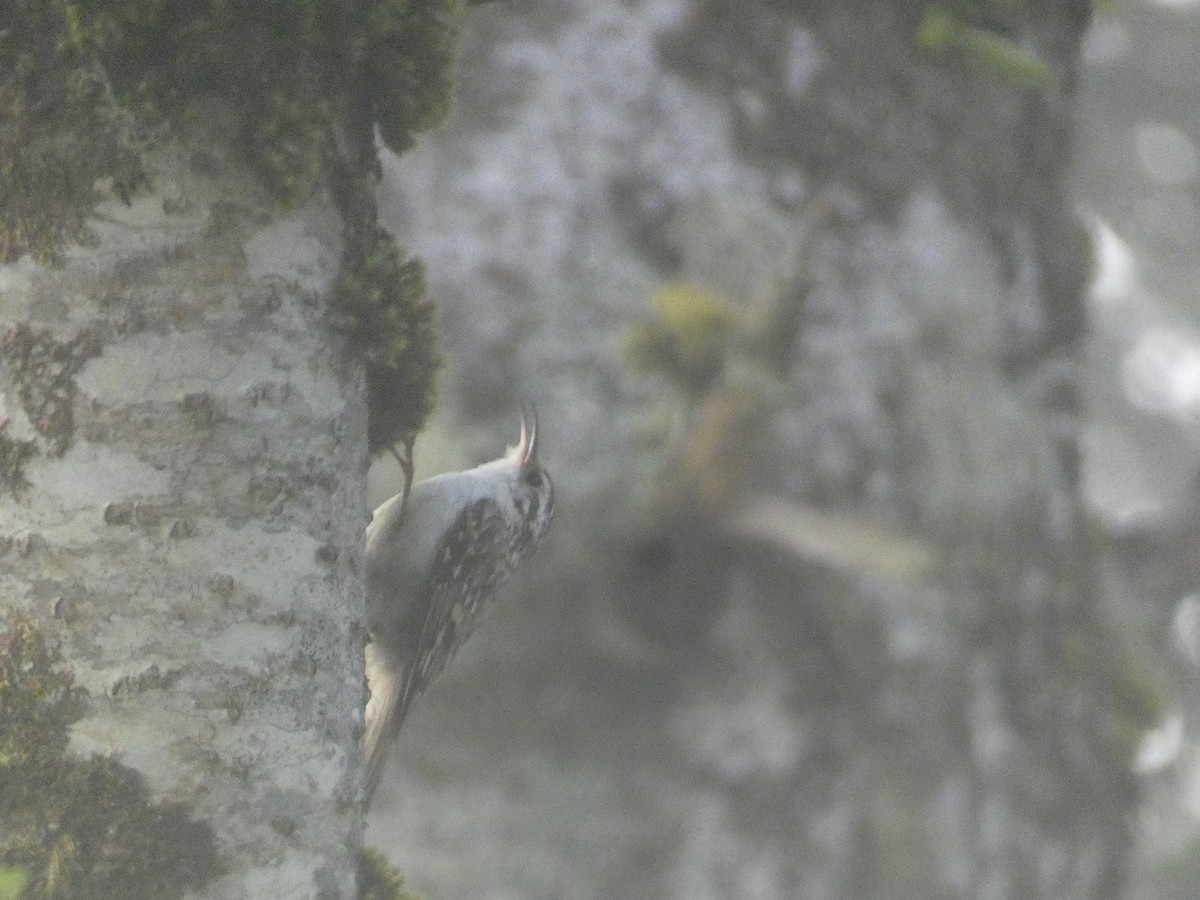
[1,142,366,897]
[659,2,1139,896]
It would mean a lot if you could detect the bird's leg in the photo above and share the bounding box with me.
[388,433,417,527]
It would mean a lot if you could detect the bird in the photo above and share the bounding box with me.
[362,407,554,801]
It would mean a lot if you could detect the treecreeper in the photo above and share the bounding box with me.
[362,409,554,802]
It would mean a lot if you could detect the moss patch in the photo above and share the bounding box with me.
[0,0,147,263]
[0,324,101,494]
[332,229,443,455]
[367,0,467,156]
[0,615,222,899]
[3,0,466,455]
[1,0,466,258]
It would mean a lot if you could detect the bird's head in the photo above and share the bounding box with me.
[500,404,554,551]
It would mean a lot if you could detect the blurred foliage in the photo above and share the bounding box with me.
[626,282,740,400]
[623,209,945,594]
[624,198,824,511]
[663,384,764,512]
[0,867,28,900]
[356,848,424,900]
[1106,644,1167,763]
[916,4,1051,84]
[0,615,222,899]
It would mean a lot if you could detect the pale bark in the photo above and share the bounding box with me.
[0,145,366,897]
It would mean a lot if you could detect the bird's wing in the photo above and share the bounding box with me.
[363,497,512,802]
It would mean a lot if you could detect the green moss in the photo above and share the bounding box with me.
[0,615,222,899]
[0,0,148,262]
[332,230,443,453]
[0,618,80,779]
[367,0,466,156]
[0,434,37,497]
[356,848,424,900]
[0,324,101,494]
[130,0,342,206]
[626,282,740,399]
[2,0,465,243]
[3,0,466,455]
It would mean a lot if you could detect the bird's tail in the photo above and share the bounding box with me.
[362,645,419,805]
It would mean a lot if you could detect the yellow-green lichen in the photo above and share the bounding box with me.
[0,865,29,900]
[626,281,740,399]
[356,848,424,900]
[0,615,222,899]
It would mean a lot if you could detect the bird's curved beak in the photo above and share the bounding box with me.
[516,403,538,466]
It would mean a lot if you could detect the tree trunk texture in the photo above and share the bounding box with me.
[661,2,1134,897]
[1,143,366,897]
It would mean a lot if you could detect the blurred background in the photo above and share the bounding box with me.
[365,1,1200,897]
